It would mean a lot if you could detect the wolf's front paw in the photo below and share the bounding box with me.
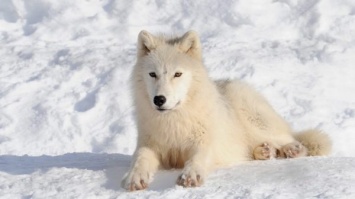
[253,142,277,160]
[176,167,204,188]
[121,170,151,191]
[281,142,308,158]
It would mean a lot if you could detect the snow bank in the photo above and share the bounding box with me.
[1,0,355,198]
[1,0,355,157]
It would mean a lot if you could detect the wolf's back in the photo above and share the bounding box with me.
[294,129,332,156]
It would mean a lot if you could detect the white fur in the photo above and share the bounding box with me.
[121,30,332,191]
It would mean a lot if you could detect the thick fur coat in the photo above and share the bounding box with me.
[121,30,332,191]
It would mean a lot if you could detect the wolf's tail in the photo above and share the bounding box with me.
[294,129,332,156]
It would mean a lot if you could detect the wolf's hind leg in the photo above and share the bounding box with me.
[253,142,277,160]
[280,141,308,158]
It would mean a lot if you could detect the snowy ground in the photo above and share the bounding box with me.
[1,155,355,198]
[0,0,355,198]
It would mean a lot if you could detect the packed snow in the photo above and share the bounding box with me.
[0,0,355,198]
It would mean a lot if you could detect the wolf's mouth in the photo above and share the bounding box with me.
[156,101,181,112]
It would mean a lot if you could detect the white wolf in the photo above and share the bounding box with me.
[121,30,332,191]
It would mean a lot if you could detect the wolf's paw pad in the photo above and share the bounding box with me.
[281,142,308,158]
[176,169,204,188]
[254,142,277,160]
[121,170,150,191]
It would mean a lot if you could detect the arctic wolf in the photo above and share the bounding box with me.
[121,30,332,191]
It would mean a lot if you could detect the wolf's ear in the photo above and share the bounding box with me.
[179,31,202,60]
[137,30,157,57]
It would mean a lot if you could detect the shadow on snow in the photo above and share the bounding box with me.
[0,153,181,191]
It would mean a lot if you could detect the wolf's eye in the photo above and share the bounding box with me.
[149,72,157,78]
[174,72,182,77]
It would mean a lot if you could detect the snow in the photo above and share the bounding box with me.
[1,156,354,198]
[0,0,355,198]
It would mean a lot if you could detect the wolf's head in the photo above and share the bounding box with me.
[133,30,204,112]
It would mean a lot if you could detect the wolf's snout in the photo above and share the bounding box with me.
[154,95,166,107]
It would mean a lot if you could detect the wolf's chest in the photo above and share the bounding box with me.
[152,120,207,169]
[152,117,207,145]
[160,147,190,169]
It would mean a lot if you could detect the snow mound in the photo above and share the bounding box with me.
[1,0,355,157]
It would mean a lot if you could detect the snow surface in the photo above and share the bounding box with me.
[0,0,355,198]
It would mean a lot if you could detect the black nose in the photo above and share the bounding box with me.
[153,95,166,107]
